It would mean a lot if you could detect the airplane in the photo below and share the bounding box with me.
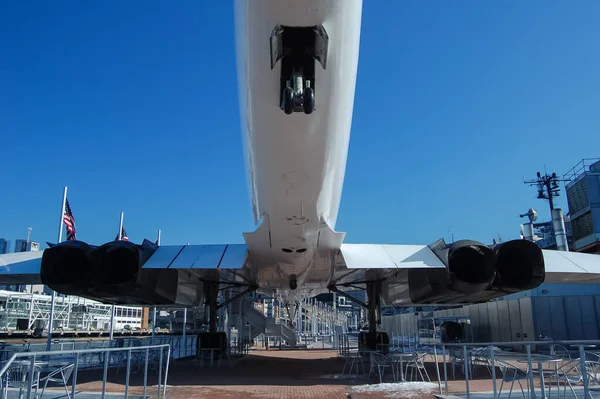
[2,0,600,350]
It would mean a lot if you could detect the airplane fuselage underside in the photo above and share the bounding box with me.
[235,0,362,292]
[4,0,600,316]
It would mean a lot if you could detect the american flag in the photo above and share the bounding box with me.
[115,226,129,241]
[63,199,77,241]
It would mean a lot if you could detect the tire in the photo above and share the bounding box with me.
[303,86,315,114]
[282,87,294,115]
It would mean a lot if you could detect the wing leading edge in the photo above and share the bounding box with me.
[0,240,256,307]
[330,239,600,307]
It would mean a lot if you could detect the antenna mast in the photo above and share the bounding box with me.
[524,171,568,212]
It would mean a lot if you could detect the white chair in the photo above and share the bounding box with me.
[371,353,396,383]
[3,364,41,399]
[38,364,75,399]
[497,360,530,399]
[404,352,431,382]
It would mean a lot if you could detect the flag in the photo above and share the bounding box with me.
[63,199,76,241]
[115,226,129,241]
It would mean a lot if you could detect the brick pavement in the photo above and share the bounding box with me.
[66,349,465,399]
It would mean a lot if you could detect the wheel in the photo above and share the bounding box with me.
[303,86,315,114]
[282,86,294,115]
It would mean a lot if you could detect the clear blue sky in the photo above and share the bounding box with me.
[1,1,599,249]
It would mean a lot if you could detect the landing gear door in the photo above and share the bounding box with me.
[270,25,284,70]
[313,25,329,70]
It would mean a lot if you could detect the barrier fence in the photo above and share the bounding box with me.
[439,340,600,399]
[336,335,600,399]
[0,342,172,399]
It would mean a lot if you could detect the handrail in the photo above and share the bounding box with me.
[433,340,600,399]
[0,343,171,377]
[442,339,600,347]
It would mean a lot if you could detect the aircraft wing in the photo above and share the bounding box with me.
[0,240,257,307]
[2,237,600,308]
[329,240,600,307]
[0,251,44,284]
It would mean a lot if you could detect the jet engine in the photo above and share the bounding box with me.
[40,240,96,297]
[41,239,182,305]
[407,239,497,304]
[464,239,545,303]
[406,238,545,305]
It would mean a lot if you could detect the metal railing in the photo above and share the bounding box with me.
[0,342,171,399]
[437,340,600,399]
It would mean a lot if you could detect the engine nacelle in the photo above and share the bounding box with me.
[89,239,179,305]
[41,239,180,305]
[407,238,546,305]
[408,239,496,304]
[494,239,545,291]
[41,240,96,297]
[462,239,545,303]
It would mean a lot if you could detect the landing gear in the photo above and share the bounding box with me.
[362,281,390,353]
[270,25,328,115]
[329,281,390,353]
[197,282,257,355]
[280,73,315,115]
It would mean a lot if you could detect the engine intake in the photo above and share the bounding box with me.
[408,239,496,304]
[41,240,95,297]
[407,238,545,305]
[41,239,180,305]
[494,239,545,291]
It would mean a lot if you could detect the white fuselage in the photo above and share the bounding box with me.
[234,0,363,291]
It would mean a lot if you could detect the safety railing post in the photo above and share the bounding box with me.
[526,344,536,399]
[158,347,163,398]
[1,370,6,399]
[102,347,109,399]
[433,345,442,394]
[143,347,149,399]
[26,355,35,399]
[463,345,470,399]
[71,353,79,399]
[164,344,171,398]
[489,345,497,399]
[580,344,589,399]
[442,345,448,395]
[125,349,132,399]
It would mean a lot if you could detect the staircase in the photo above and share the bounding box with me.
[226,291,266,339]
[243,298,267,339]
[228,290,300,348]
[265,317,297,347]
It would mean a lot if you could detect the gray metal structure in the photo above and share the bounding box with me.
[565,158,600,252]
[382,291,600,348]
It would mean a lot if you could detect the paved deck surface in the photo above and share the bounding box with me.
[64,350,440,399]
[26,349,574,399]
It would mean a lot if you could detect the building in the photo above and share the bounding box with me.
[0,290,144,331]
[565,158,600,253]
[315,291,364,330]
[528,218,574,250]
[0,239,10,254]
[14,240,40,253]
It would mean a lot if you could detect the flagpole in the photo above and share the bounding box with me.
[109,212,124,341]
[152,229,160,344]
[118,212,124,240]
[47,186,67,351]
